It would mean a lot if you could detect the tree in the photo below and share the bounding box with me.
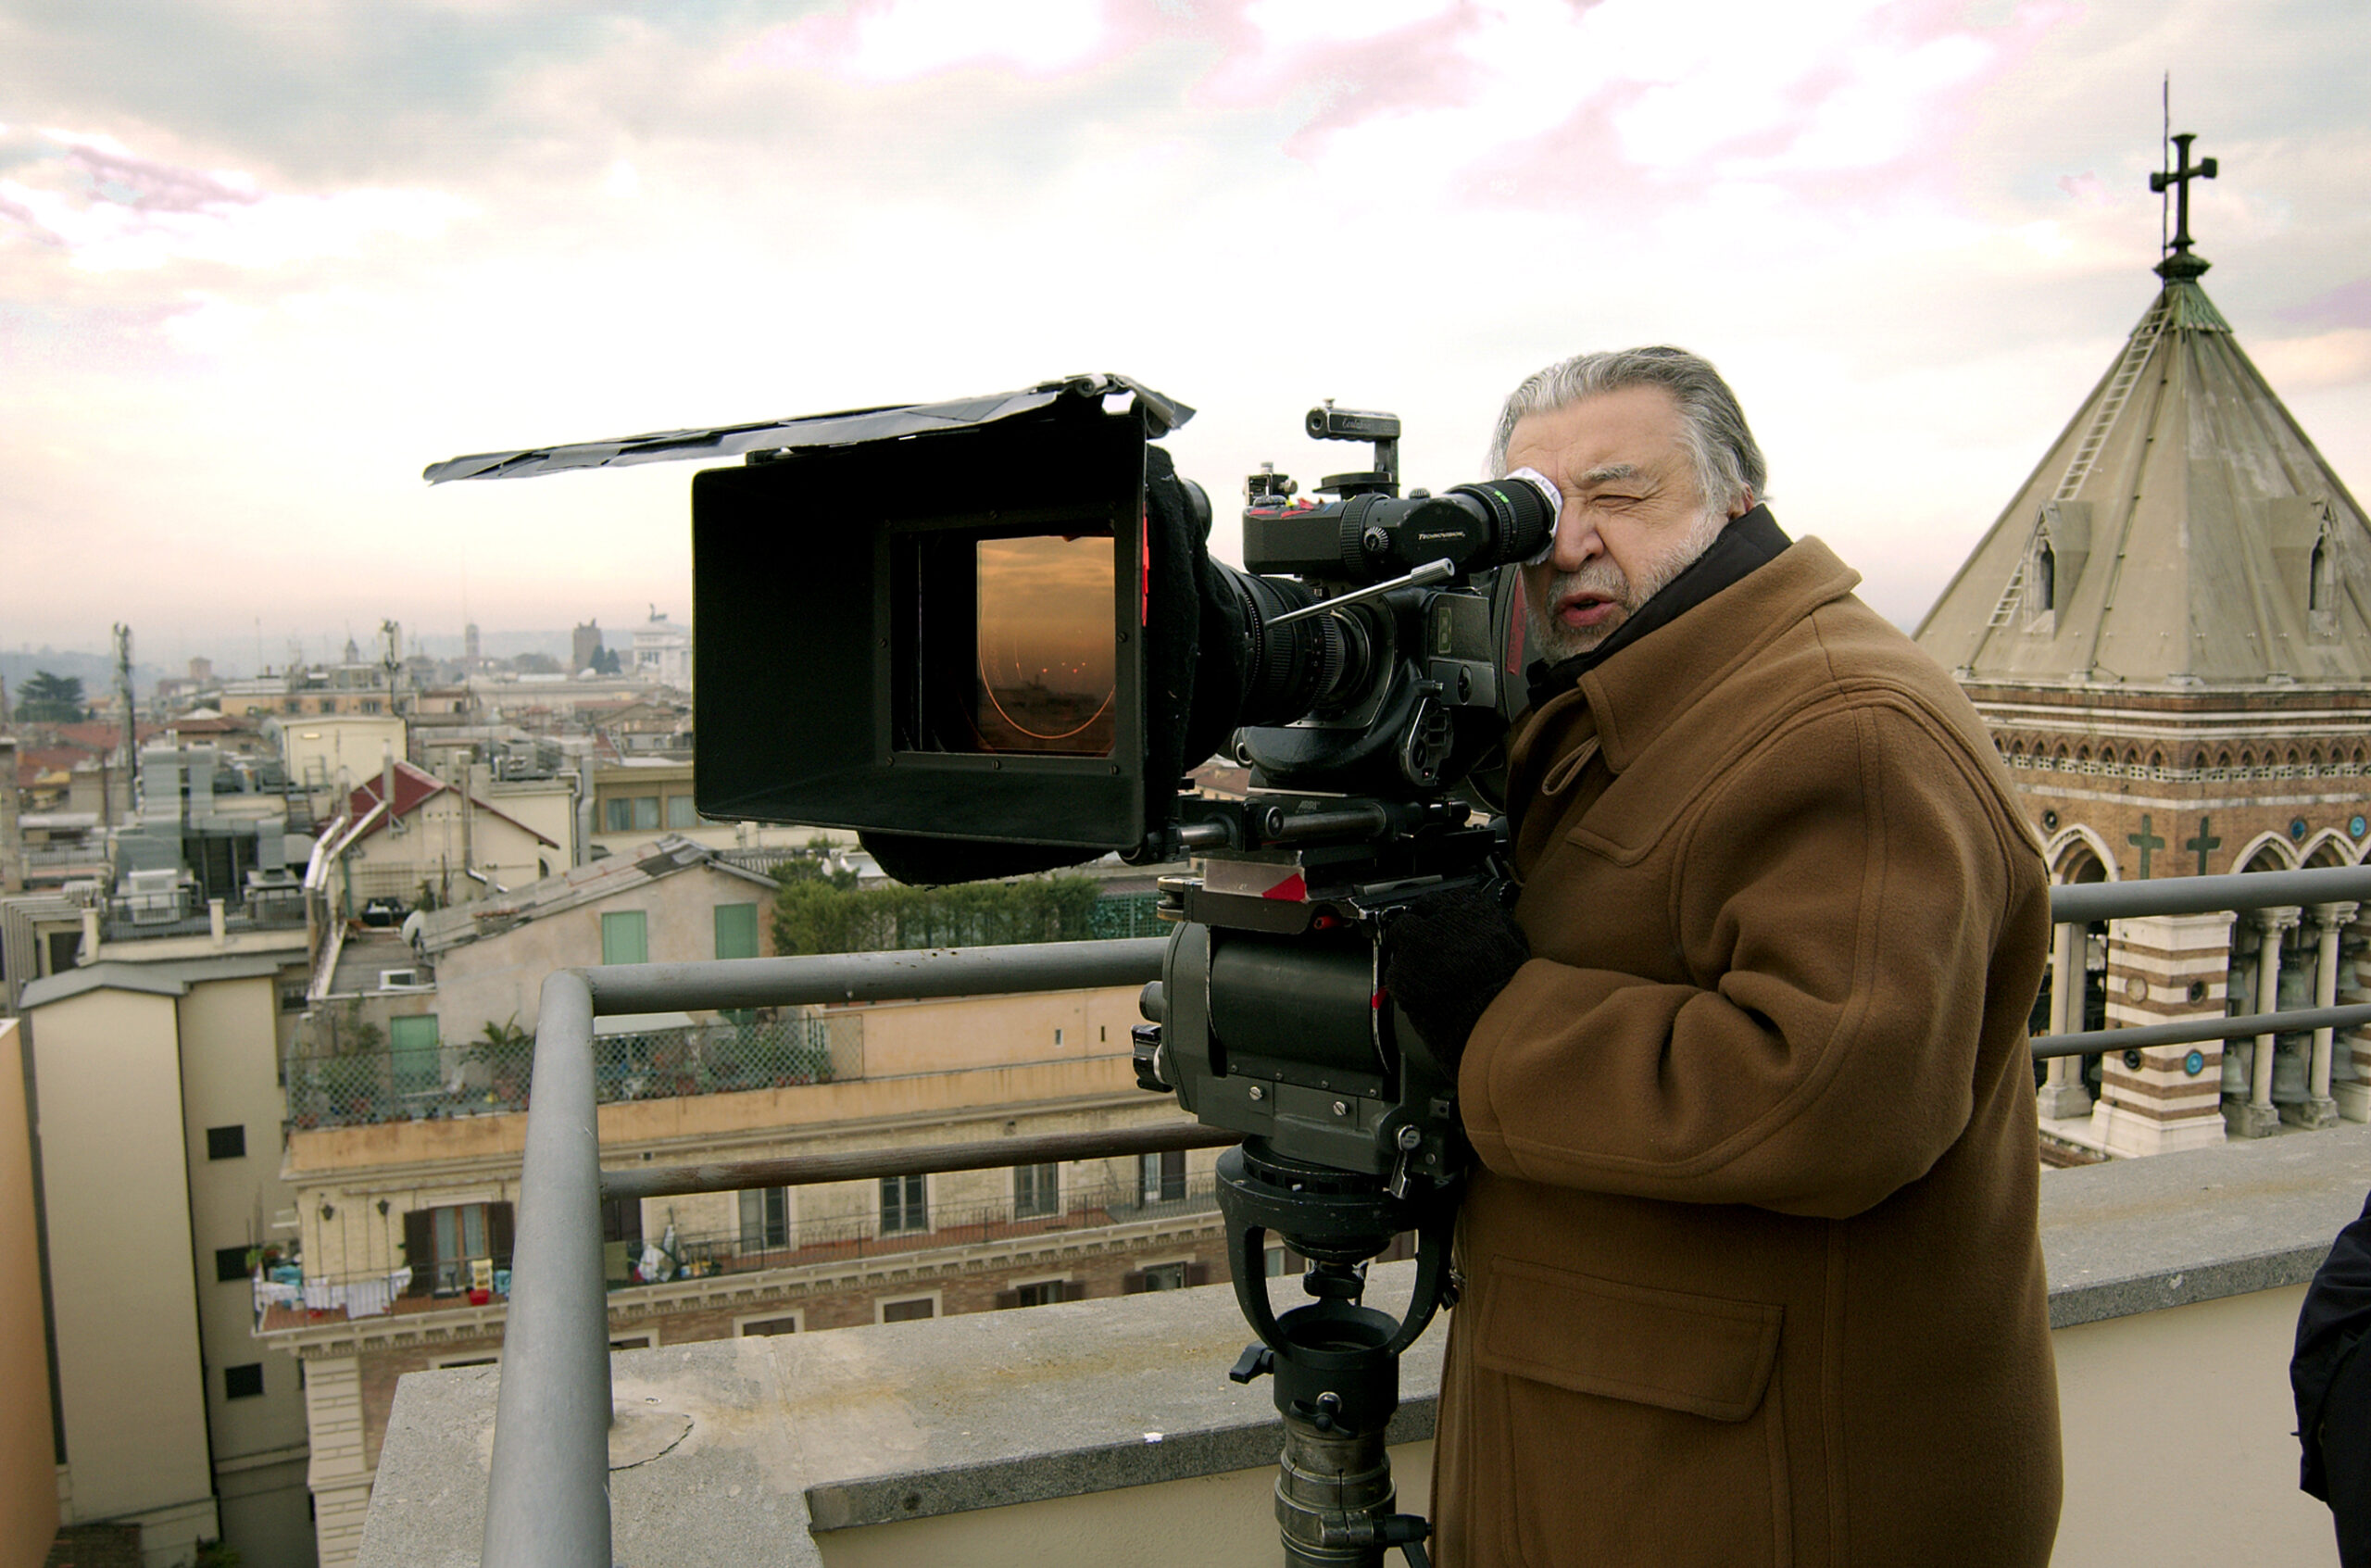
[16,669,86,721]
[774,837,860,892]
[771,873,1102,958]
[511,651,562,675]
[593,646,623,676]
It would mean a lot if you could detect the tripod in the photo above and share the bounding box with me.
[1216,1140,1461,1568]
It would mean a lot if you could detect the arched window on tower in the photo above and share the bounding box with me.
[2025,502,2089,634]
[2308,529,2338,640]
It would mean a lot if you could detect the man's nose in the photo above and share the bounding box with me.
[1549,508,1600,572]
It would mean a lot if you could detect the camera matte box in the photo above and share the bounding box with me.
[692,404,1150,851]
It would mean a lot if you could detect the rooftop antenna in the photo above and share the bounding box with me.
[381,619,405,718]
[110,623,132,827]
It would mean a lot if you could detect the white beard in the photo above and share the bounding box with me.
[1526,507,1734,661]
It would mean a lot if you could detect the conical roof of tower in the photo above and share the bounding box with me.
[1915,256,2371,690]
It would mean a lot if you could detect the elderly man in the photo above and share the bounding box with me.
[1385,347,2061,1566]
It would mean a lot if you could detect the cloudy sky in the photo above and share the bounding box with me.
[5,0,2366,675]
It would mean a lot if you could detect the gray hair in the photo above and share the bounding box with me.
[1486,345,1767,514]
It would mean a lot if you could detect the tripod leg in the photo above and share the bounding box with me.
[1276,1411,1396,1568]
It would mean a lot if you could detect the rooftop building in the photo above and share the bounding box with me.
[1917,133,2371,1158]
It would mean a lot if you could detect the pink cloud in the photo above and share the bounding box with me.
[2057,170,2111,206]
[62,142,262,213]
[0,131,465,273]
[1451,0,2073,217]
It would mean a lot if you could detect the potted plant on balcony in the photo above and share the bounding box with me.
[471,1015,535,1108]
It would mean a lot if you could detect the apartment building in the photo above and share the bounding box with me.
[257,981,1227,1566]
[18,935,315,1568]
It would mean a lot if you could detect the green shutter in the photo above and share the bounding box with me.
[601,910,648,965]
[714,903,759,960]
[389,1015,440,1097]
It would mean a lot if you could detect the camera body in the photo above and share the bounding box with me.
[435,374,1553,1188]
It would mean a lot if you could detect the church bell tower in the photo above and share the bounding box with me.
[1916,132,2371,1156]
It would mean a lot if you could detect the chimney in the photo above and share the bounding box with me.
[80,906,100,961]
[208,897,227,948]
[382,741,396,824]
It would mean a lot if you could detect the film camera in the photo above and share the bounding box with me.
[428,373,1556,1566]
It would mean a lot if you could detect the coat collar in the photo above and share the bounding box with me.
[1521,535,1863,775]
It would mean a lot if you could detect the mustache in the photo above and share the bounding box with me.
[1540,560,1634,607]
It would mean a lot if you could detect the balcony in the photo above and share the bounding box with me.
[625,1170,1219,1285]
[252,1173,1220,1333]
[282,1013,840,1130]
[18,840,109,870]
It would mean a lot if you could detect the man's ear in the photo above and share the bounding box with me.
[1727,491,1755,521]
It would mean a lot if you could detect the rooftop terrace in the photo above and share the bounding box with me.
[360,1083,2370,1568]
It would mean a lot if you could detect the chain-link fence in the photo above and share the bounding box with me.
[284,1011,838,1129]
[1089,891,1165,939]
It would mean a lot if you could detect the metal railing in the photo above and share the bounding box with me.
[621,1171,1220,1283]
[2028,865,2371,1058]
[477,866,2371,1567]
[19,842,109,868]
[248,1172,1221,1332]
[483,939,1186,1568]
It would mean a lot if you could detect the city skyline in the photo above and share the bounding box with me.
[6,1,2367,662]
[3,607,683,687]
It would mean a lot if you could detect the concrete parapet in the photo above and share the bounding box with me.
[361,1125,2371,1568]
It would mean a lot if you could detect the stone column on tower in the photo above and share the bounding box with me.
[2227,906,2300,1138]
[2337,917,2371,1123]
[2292,902,2358,1129]
[2037,920,2093,1120]
[2087,911,2231,1157]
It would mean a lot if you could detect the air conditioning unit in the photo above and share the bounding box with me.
[379,969,421,990]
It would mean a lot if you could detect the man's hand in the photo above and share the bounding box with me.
[1381,885,1530,1074]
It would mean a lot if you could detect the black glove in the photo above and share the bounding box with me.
[1381,885,1530,1075]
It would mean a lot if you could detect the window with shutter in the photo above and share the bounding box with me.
[1013,1162,1059,1219]
[403,1210,434,1295]
[881,1173,927,1235]
[1137,1150,1186,1204]
[488,1201,515,1269]
[601,910,648,965]
[739,1186,788,1250]
[714,902,759,960]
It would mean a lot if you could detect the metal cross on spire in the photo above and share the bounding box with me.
[2151,132,2217,280]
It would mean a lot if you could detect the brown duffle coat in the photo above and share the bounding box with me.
[1432,537,2061,1568]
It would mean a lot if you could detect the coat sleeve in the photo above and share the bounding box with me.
[2294,1191,2371,1499]
[1461,698,2034,1220]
